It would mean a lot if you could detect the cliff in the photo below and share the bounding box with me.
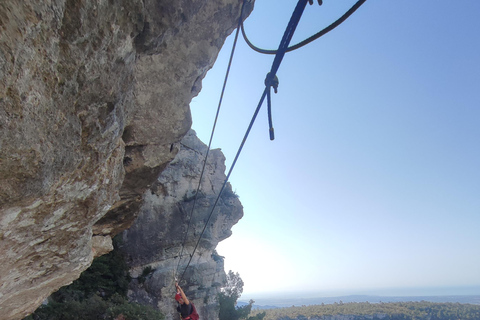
[119,129,243,320]
[0,0,251,319]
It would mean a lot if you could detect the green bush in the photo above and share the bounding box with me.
[24,295,109,320]
[218,271,265,320]
[24,237,164,320]
[106,295,164,320]
[25,294,164,320]
[138,266,154,284]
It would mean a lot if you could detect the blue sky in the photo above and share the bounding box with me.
[190,0,480,298]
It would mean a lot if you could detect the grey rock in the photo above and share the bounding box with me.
[120,130,243,320]
[0,0,252,318]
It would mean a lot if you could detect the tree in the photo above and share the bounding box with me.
[218,271,265,320]
[223,270,244,301]
[24,237,164,320]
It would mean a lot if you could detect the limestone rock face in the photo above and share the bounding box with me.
[0,0,251,318]
[119,129,243,320]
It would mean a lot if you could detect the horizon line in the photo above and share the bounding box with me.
[240,285,480,300]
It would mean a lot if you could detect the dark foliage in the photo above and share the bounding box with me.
[52,241,130,303]
[137,266,155,284]
[219,271,265,320]
[23,237,164,320]
[24,294,164,320]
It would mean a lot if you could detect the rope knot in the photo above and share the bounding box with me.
[264,72,279,94]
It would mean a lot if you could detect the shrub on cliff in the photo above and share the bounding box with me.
[219,271,265,320]
[24,294,164,320]
[24,237,164,320]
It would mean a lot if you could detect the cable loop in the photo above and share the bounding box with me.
[175,0,368,284]
[241,0,368,55]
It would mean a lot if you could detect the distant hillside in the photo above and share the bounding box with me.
[240,294,480,309]
[249,301,480,320]
[237,301,279,310]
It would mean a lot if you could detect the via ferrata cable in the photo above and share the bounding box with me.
[177,0,310,283]
[174,0,249,283]
[175,0,368,283]
[241,0,368,55]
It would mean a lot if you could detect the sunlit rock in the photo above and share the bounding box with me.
[119,130,243,320]
[0,0,250,318]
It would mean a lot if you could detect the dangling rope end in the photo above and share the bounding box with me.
[308,0,322,5]
[266,82,275,141]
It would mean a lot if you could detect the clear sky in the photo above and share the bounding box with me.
[190,0,480,299]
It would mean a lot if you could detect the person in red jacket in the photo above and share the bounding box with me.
[175,282,199,320]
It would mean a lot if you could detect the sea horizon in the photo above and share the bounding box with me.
[239,285,480,307]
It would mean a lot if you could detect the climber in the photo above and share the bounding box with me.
[175,282,200,320]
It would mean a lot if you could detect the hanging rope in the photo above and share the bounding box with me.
[175,0,368,283]
[174,0,248,282]
[241,0,368,55]
[265,73,278,140]
[177,0,310,283]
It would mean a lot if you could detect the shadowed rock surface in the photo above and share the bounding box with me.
[0,0,252,318]
[119,129,243,320]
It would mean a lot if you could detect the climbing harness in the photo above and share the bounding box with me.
[174,0,368,285]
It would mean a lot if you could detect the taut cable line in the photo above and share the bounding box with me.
[174,0,249,282]
[175,0,368,284]
[177,0,310,283]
